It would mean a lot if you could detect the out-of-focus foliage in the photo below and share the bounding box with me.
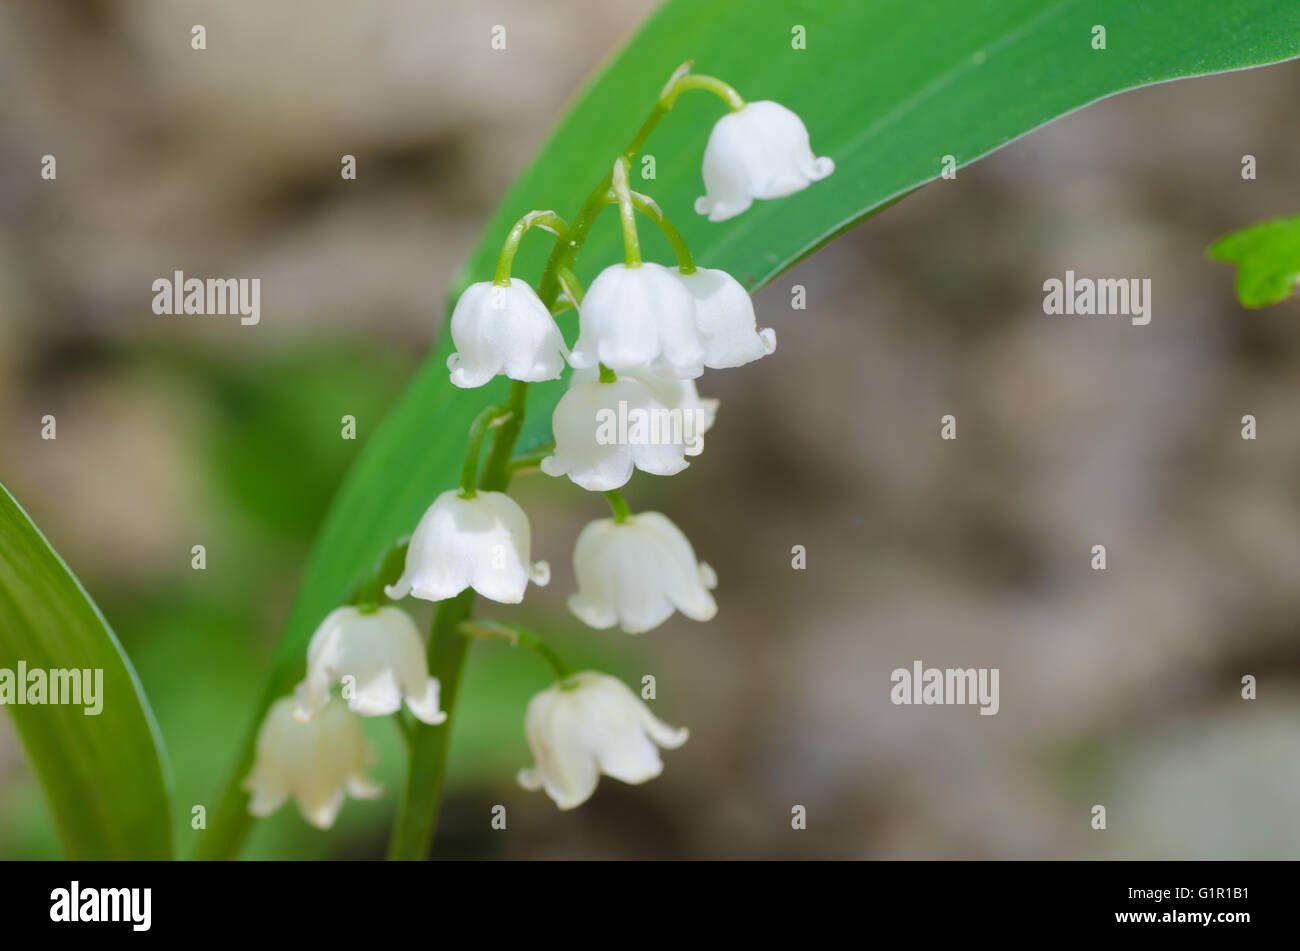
[1208,215,1300,307]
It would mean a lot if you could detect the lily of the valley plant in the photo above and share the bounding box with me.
[242,62,833,857]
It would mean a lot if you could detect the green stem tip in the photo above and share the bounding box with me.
[659,65,746,112]
[604,489,633,524]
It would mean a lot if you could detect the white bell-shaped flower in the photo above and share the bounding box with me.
[694,100,835,222]
[293,605,446,725]
[446,279,567,388]
[244,696,382,830]
[572,364,718,457]
[568,262,704,379]
[517,671,689,810]
[385,489,550,604]
[540,377,692,491]
[673,268,776,369]
[569,511,718,633]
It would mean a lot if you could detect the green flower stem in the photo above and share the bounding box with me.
[604,489,633,523]
[388,62,702,859]
[536,184,612,307]
[348,539,411,610]
[611,157,642,267]
[459,403,511,497]
[493,210,570,286]
[387,380,529,859]
[556,267,585,307]
[628,191,695,273]
[534,62,725,310]
[659,66,746,112]
[459,619,573,680]
[386,589,475,860]
[480,381,529,494]
[393,711,414,749]
[508,442,555,475]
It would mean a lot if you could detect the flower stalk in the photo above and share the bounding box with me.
[387,377,533,858]
[459,403,511,497]
[556,266,585,307]
[348,539,410,611]
[611,157,642,267]
[507,442,556,475]
[629,191,695,274]
[493,210,569,286]
[658,63,746,112]
[459,619,573,681]
[603,489,632,524]
[386,589,474,859]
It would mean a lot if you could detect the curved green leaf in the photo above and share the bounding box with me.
[201,0,1300,857]
[0,483,173,859]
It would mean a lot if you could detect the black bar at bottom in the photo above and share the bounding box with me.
[0,860,1284,938]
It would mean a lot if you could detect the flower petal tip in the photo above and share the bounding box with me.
[531,560,551,586]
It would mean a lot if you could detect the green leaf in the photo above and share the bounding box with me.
[1207,214,1300,308]
[202,0,1300,857]
[0,483,173,859]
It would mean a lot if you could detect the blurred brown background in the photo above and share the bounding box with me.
[2,1,1299,859]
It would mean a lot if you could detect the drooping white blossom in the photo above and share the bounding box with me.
[385,490,550,604]
[293,605,445,725]
[540,376,692,491]
[694,100,834,222]
[568,262,705,379]
[517,671,689,810]
[244,696,382,830]
[673,267,776,369]
[568,511,717,633]
[446,279,567,388]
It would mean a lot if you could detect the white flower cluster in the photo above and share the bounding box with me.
[245,76,832,830]
[244,604,448,828]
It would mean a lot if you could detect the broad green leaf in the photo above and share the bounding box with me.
[0,483,173,859]
[1208,214,1300,307]
[202,0,1300,856]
